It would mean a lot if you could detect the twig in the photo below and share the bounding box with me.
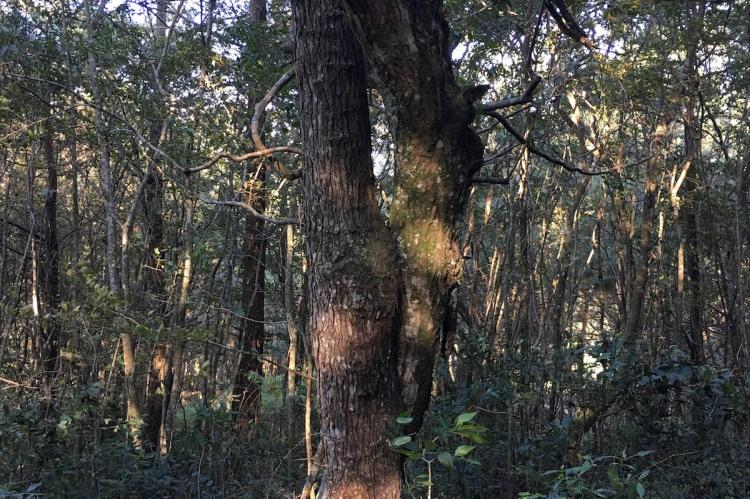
[0,376,34,389]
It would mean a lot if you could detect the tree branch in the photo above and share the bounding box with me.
[472,175,513,185]
[2,71,303,178]
[486,111,612,176]
[201,199,299,225]
[478,75,543,112]
[183,146,302,174]
[252,68,296,151]
[544,0,596,49]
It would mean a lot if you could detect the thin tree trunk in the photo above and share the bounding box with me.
[623,122,668,350]
[84,0,141,441]
[231,0,268,432]
[284,192,300,437]
[680,0,706,363]
[143,0,170,453]
[165,180,195,451]
[232,162,266,430]
[40,123,61,393]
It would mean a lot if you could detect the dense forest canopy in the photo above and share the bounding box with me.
[0,0,749,497]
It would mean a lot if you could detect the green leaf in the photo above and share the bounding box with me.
[468,433,489,444]
[455,411,478,426]
[454,444,475,458]
[607,465,622,490]
[394,447,420,459]
[392,435,411,447]
[415,474,432,487]
[636,482,646,498]
[580,459,593,474]
[396,415,413,425]
[438,451,454,469]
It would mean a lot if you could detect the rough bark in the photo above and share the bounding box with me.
[293,1,404,496]
[343,0,485,430]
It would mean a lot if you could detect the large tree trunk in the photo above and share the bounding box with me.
[343,0,485,430]
[293,1,404,496]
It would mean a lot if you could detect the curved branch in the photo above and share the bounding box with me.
[252,68,296,151]
[478,75,543,112]
[487,111,613,176]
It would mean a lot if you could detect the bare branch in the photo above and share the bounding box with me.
[202,199,299,225]
[482,143,520,164]
[184,146,302,174]
[252,68,296,150]
[544,0,596,49]
[472,175,512,185]
[473,158,519,185]
[487,111,613,176]
[478,75,543,112]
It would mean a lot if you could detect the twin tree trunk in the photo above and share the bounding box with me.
[293,0,484,496]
